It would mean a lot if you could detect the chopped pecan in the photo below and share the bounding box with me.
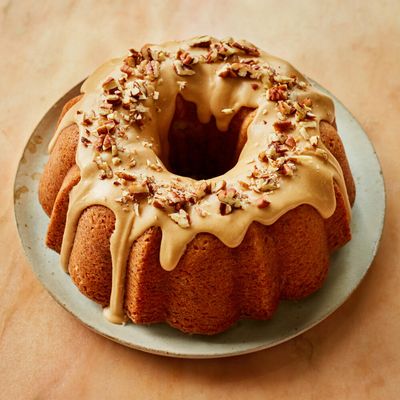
[102,134,113,151]
[267,85,288,101]
[273,74,295,84]
[277,100,295,116]
[145,60,160,80]
[173,60,195,76]
[204,47,219,63]
[94,156,113,179]
[188,35,213,48]
[112,156,121,166]
[218,64,237,78]
[195,180,211,198]
[128,48,144,64]
[279,163,294,176]
[120,63,134,76]
[218,62,261,80]
[80,136,91,147]
[102,77,119,93]
[152,199,165,210]
[238,180,250,190]
[298,120,317,129]
[99,102,113,116]
[217,188,245,210]
[96,125,108,136]
[115,171,137,181]
[106,94,121,106]
[177,49,198,66]
[81,113,93,126]
[169,209,190,228]
[146,159,163,172]
[128,181,149,194]
[256,195,270,209]
[219,202,232,216]
[140,45,153,61]
[213,180,227,192]
[285,135,296,148]
[230,39,260,56]
[273,120,295,133]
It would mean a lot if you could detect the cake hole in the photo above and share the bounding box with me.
[165,96,253,180]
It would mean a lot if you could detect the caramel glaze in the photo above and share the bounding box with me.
[48,37,351,324]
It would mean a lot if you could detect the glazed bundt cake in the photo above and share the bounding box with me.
[39,36,355,335]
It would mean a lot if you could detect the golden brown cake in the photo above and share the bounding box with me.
[39,36,355,335]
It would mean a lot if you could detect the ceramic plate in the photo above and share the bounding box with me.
[14,80,385,358]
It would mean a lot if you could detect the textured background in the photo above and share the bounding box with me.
[1,0,399,398]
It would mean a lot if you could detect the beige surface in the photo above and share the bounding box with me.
[0,0,399,398]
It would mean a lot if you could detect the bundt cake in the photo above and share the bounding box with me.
[39,36,356,335]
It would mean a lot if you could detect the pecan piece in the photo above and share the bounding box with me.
[96,125,108,136]
[102,134,113,151]
[188,35,213,48]
[217,188,243,209]
[106,94,121,106]
[256,195,270,209]
[285,135,296,148]
[128,181,149,194]
[120,63,134,76]
[140,45,153,61]
[80,136,91,147]
[267,85,288,101]
[230,39,260,56]
[128,48,143,63]
[145,60,160,80]
[212,179,227,193]
[219,202,232,216]
[279,163,294,176]
[273,120,295,133]
[115,171,137,181]
[173,60,195,76]
[102,77,119,93]
[277,100,295,116]
[169,209,190,228]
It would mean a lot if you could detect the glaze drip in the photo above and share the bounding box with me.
[50,37,351,324]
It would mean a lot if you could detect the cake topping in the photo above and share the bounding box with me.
[169,209,190,228]
[52,36,351,324]
[256,195,271,209]
[71,36,328,218]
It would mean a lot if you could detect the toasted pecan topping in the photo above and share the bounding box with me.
[80,136,91,147]
[173,60,196,76]
[273,120,295,133]
[169,209,190,228]
[219,202,232,216]
[267,85,288,101]
[188,35,213,48]
[75,37,325,228]
[115,171,137,181]
[229,39,260,56]
[256,195,270,209]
